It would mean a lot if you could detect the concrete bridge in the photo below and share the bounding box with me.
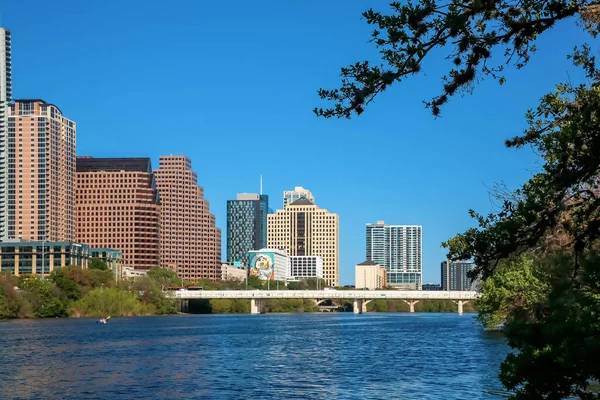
[170,290,479,315]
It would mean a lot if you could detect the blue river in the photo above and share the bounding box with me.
[0,313,509,399]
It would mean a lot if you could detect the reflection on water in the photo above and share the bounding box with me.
[0,313,509,399]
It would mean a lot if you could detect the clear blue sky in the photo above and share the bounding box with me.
[2,1,594,284]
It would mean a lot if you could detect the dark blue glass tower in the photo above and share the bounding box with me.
[226,194,268,267]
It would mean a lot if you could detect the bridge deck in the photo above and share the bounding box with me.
[170,290,478,300]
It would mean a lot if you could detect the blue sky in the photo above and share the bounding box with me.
[2,1,594,284]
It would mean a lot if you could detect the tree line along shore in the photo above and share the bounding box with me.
[0,263,476,319]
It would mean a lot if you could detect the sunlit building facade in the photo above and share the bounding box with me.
[7,100,76,242]
[154,156,221,280]
[267,198,339,286]
[366,221,422,290]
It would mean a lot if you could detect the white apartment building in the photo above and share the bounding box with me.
[366,221,422,290]
[288,255,323,281]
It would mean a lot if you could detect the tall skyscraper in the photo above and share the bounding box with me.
[154,156,221,280]
[7,100,75,241]
[283,186,314,208]
[226,193,268,267]
[267,198,339,286]
[0,27,12,240]
[75,157,161,270]
[366,221,422,290]
[441,260,475,291]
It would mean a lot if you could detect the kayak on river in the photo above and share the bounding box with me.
[97,316,111,324]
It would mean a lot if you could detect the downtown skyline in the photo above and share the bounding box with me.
[0,1,584,284]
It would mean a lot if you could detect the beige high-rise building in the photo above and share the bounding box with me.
[267,198,339,286]
[75,157,161,270]
[7,100,75,241]
[154,156,221,280]
[355,260,387,290]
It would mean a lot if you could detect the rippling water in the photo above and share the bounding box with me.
[0,313,509,399]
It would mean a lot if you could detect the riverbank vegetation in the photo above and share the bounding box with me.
[317,0,600,397]
[0,262,177,319]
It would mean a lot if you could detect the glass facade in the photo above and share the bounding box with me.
[0,240,122,277]
[366,222,422,289]
[0,241,90,275]
[441,260,474,291]
[226,194,268,267]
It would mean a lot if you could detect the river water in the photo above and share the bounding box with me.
[0,313,509,399]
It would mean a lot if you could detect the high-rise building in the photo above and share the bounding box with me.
[0,27,12,240]
[154,156,221,280]
[366,221,422,290]
[283,186,314,208]
[75,157,161,270]
[7,100,76,241]
[226,193,268,267]
[441,260,475,291]
[267,198,339,286]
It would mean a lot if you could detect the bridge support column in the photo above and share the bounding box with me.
[251,299,266,314]
[454,300,469,316]
[353,300,363,314]
[179,299,189,313]
[362,300,372,313]
[403,300,419,313]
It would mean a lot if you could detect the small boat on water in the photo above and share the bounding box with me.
[97,316,110,325]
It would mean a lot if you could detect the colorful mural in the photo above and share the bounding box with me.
[249,252,275,281]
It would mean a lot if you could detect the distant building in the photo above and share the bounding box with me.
[221,263,247,281]
[226,193,268,267]
[0,240,88,276]
[366,221,422,290]
[154,156,221,281]
[7,100,76,242]
[288,256,323,282]
[283,186,314,208]
[268,198,339,286]
[355,260,387,290]
[422,283,442,291]
[248,248,289,281]
[122,266,148,280]
[76,157,161,270]
[441,260,475,291]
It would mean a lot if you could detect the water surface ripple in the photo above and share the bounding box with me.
[0,313,509,399]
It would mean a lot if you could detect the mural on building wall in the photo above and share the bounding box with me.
[249,252,274,281]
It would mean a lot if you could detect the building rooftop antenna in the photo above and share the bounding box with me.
[260,175,263,195]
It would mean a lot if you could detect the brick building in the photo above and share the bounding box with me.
[75,157,160,269]
[154,156,221,280]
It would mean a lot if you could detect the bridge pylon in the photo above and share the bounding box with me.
[403,300,419,313]
[250,299,266,314]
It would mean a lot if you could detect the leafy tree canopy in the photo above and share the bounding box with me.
[315,0,600,118]
[89,258,109,271]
